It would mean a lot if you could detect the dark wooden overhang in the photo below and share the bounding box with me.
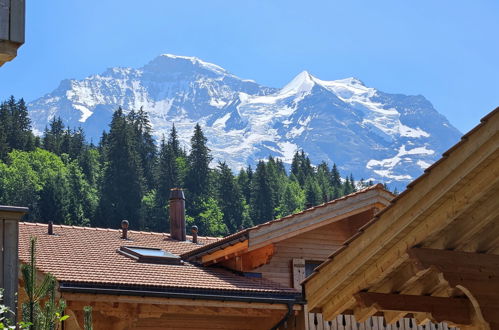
[304,107,499,329]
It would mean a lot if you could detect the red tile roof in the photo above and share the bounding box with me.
[19,223,298,296]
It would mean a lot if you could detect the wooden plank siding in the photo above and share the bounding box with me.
[254,215,362,287]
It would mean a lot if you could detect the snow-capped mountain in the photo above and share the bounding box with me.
[28,54,461,189]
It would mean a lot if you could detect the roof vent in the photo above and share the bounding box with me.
[48,221,54,235]
[118,246,183,265]
[121,219,129,239]
[191,225,198,244]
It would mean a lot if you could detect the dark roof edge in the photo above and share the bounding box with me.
[0,205,29,213]
[59,282,305,305]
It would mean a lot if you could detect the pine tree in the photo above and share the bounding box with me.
[237,167,251,206]
[216,162,247,233]
[96,108,144,229]
[331,163,342,189]
[43,117,65,155]
[0,96,34,154]
[153,127,183,231]
[250,161,274,224]
[130,107,156,190]
[185,124,212,215]
[21,237,68,330]
[317,161,333,203]
[304,177,322,207]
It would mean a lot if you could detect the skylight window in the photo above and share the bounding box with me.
[118,246,183,265]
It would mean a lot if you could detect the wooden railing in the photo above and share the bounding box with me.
[306,313,458,330]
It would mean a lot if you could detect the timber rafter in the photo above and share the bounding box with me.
[303,108,499,330]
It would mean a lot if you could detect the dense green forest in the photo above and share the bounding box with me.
[0,96,376,236]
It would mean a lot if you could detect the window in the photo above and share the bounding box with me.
[305,260,322,277]
[118,246,183,265]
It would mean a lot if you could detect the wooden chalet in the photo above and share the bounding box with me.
[303,107,499,330]
[17,183,394,329]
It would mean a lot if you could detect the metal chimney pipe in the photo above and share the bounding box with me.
[121,220,129,239]
[48,221,53,235]
[169,188,186,241]
[191,225,198,244]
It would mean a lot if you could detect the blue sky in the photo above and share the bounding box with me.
[1,0,498,133]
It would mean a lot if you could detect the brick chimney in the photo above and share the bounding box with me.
[169,188,186,241]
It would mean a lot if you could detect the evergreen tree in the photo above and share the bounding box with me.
[153,128,183,231]
[39,173,69,224]
[250,161,274,224]
[0,96,34,154]
[96,108,144,229]
[0,126,7,161]
[317,162,333,203]
[237,167,252,206]
[304,177,322,207]
[216,162,247,233]
[278,180,305,217]
[66,161,97,226]
[168,123,182,156]
[331,163,342,188]
[349,173,357,192]
[185,124,211,215]
[43,118,65,155]
[130,107,156,190]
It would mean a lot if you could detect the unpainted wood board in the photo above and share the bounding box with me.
[310,152,499,315]
[0,0,9,40]
[306,121,499,305]
[9,0,24,43]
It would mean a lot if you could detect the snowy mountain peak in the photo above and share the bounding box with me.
[280,70,318,95]
[141,54,229,78]
[27,54,462,189]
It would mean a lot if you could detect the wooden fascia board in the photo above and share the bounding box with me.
[248,191,391,251]
[200,240,249,264]
[61,292,301,311]
[305,115,499,314]
[313,151,498,319]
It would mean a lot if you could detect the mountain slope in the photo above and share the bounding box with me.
[28,54,462,189]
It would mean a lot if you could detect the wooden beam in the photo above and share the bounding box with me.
[200,240,248,264]
[242,244,274,271]
[408,248,499,278]
[354,292,472,325]
[353,305,377,323]
[306,142,499,314]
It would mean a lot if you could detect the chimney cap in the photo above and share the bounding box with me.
[191,225,198,233]
[169,188,185,200]
[121,219,129,229]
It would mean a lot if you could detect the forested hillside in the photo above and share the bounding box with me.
[0,96,376,236]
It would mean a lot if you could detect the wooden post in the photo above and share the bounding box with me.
[0,205,28,322]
